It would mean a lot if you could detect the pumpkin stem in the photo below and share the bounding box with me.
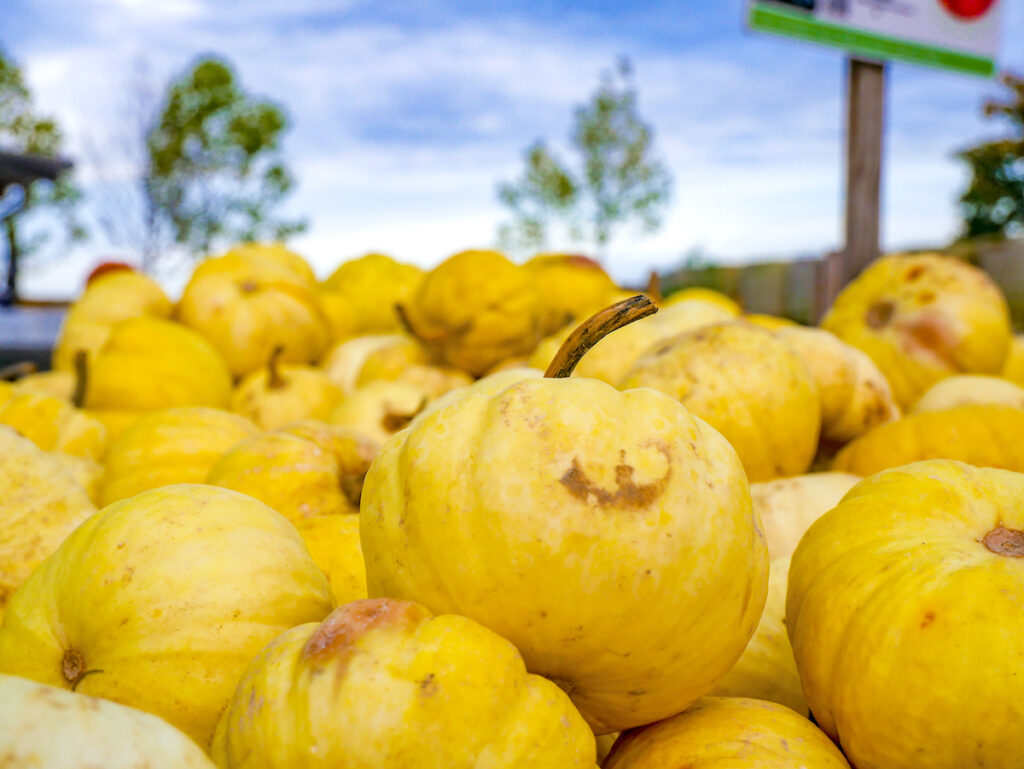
[0,360,37,381]
[267,345,287,390]
[61,648,102,691]
[71,350,88,408]
[544,295,658,379]
[646,270,662,305]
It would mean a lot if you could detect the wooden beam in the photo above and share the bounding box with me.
[842,57,886,286]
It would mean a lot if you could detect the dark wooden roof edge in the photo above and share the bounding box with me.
[0,151,73,187]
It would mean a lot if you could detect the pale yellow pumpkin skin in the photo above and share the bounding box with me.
[0,392,106,460]
[177,249,330,377]
[0,484,334,749]
[52,270,172,371]
[822,253,1011,407]
[400,249,542,376]
[329,380,432,445]
[0,673,216,768]
[911,374,1024,413]
[0,427,95,619]
[604,697,850,769]
[293,515,367,605]
[321,252,424,338]
[776,326,900,442]
[100,407,259,505]
[362,377,768,733]
[621,321,821,482]
[230,363,342,430]
[207,421,378,522]
[525,252,620,335]
[711,557,807,715]
[833,404,1024,476]
[84,316,233,413]
[751,472,862,559]
[788,460,1024,769]
[211,598,596,769]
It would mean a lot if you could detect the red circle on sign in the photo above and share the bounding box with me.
[938,0,996,19]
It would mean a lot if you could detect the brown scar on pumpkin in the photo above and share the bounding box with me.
[921,611,936,628]
[302,599,423,666]
[560,447,671,508]
[865,300,895,329]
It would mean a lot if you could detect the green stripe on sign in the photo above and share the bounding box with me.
[749,3,995,77]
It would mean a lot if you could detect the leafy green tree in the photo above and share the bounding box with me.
[0,47,84,294]
[498,57,672,256]
[958,72,1024,239]
[146,57,305,259]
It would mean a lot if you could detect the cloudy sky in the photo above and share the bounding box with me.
[4,0,1023,298]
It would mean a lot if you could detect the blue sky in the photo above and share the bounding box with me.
[4,0,1023,298]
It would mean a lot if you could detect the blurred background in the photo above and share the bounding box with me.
[1,0,1022,307]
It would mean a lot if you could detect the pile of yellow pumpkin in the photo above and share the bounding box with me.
[1,243,1023,769]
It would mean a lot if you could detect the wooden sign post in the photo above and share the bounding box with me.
[842,57,886,286]
[746,0,1002,313]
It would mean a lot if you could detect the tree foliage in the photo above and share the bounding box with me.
[0,47,84,272]
[145,57,305,258]
[958,72,1024,239]
[498,58,672,256]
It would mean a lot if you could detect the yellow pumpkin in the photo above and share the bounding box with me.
[84,316,233,414]
[230,349,342,430]
[293,515,367,605]
[822,253,1011,407]
[788,460,1024,769]
[0,427,95,619]
[0,392,106,460]
[190,242,317,288]
[0,673,216,769]
[362,300,767,733]
[398,249,542,376]
[50,453,103,505]
[211,598,596,768]
[911,374,1024,413]
[604,697,850,769]
[776,326,900,442]
[412,366,543,425]
[621,321,820,482]
[84,408,145,443]
[571,299,738,384]
[330,380,432,445]
[100,407,258,505]
[52,270,172,371]
[12,369,75,400]
[177,250,330,377]
[525,252,620,335]
[0,484,334,749]
[664,287,741,315]
[833,404,1024,476]
[321,252,424,338]
[744,313,798,330]
[207,420,378,522]
[1001,334,1024,385]
[320,334,427,393]
[751,472,862,558]
[711,557,807,714]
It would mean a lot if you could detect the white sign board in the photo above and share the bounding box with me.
[748,0,1002,76]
